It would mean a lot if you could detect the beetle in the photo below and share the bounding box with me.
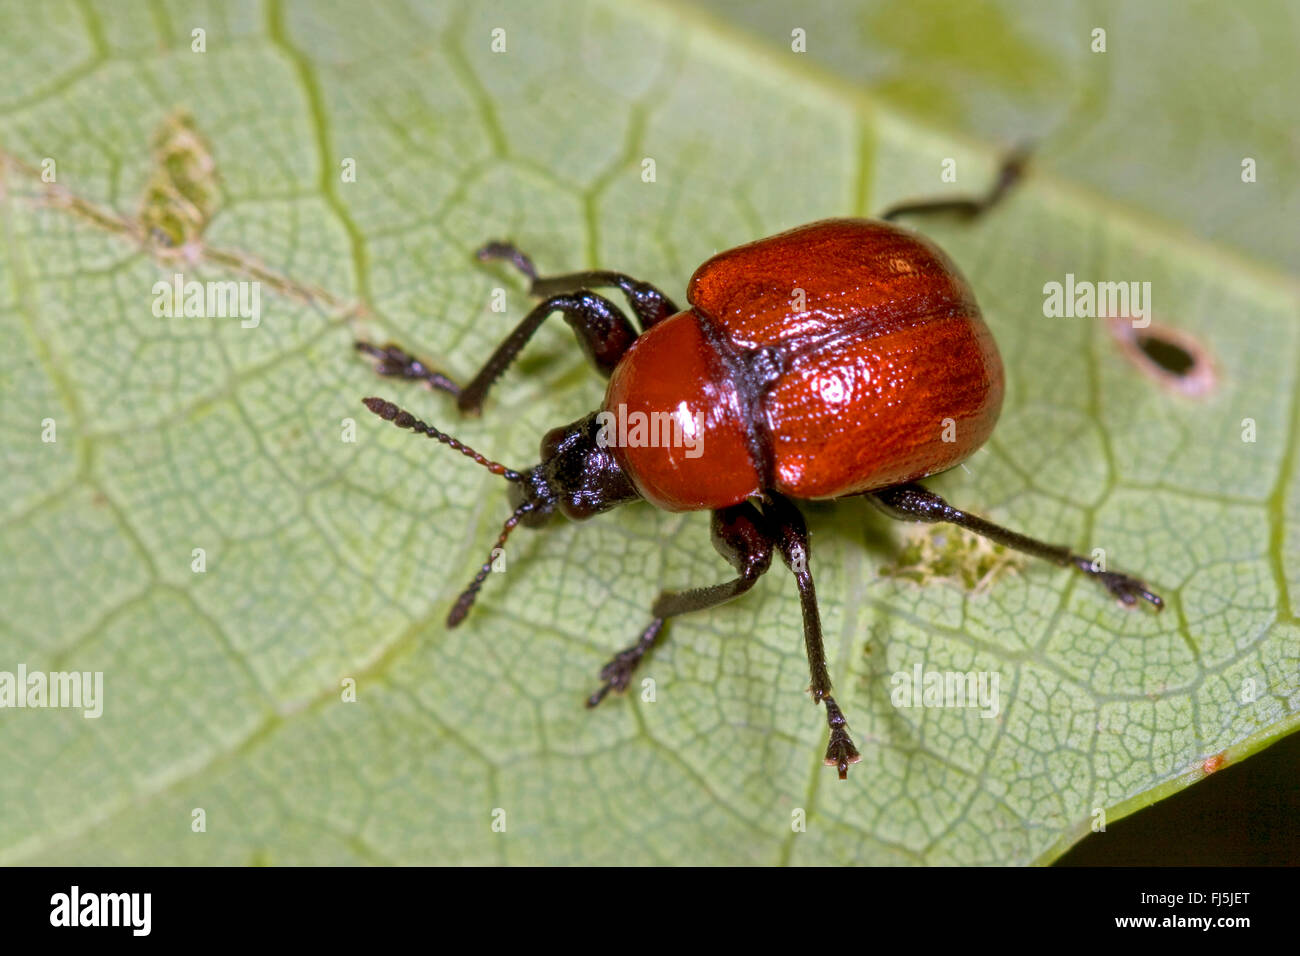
[356,152,1162,779]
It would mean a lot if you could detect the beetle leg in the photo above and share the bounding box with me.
[879,145,1030,223]
[353,340,463,397]
[586,502,772,708]
[459,291,641,414]
[477,240,680,330]
[358,291,640,414]
[868,482,1164,610]
[584,618,665,709]
[762,492,862,780]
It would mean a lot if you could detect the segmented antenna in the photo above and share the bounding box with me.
[446,500,535,627]
[361,397,522,481]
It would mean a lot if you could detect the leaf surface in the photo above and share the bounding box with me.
[0,0,1296,865]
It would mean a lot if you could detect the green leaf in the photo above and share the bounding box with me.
[694,0,1300,275]
[1,0,1296,865]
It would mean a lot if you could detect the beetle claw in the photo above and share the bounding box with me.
[474,239,538,282]
[586,634,655,709]
[1099,571,1164,611]
[585,682,614,709]
[824,736,861,780]
[355,339,463,397]
[586,664,629,709]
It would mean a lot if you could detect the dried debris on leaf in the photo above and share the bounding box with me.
[138,110,220,249]
[879,521,1026,595]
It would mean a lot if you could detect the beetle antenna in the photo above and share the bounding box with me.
[361,397,523,481]
[446,500,535,627]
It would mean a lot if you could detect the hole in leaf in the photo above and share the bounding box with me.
[1135,333,1196,377]
[1109,317,1215,397]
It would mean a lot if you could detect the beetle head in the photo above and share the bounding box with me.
[508,411,638,525]
[361,398,638,628]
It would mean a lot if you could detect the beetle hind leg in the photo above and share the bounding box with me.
[868,482,1164,610]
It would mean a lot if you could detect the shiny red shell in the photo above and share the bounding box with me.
[603,218,1004,512]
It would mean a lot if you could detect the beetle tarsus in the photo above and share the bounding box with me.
[586,618,665,709]
[475,240,539,284]
[1076,560,1164,610]
[355,339,463,397]
[822,696,861,780]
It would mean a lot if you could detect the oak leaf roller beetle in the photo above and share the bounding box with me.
[357,150,1161,778]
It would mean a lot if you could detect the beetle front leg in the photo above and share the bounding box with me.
[357,291,641,415]
[477,240,679,330]
[457,291,640,414]
[868,482,1164,609]
[353,340,464,397]
[586,502,772,708]
[763,492,861,780]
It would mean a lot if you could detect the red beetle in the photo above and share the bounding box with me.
[357,154,1161,778]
